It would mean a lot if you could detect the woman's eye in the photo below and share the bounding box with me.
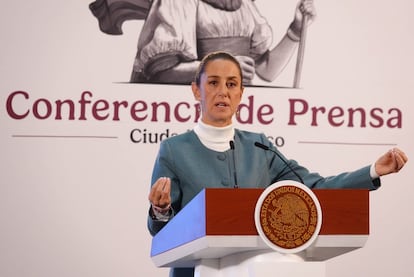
[227,82,237,88]
[209,80,218,86]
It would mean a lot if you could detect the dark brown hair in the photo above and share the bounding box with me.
[194,51,243,87]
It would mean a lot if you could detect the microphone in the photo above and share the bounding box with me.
[254,141,305,184]
[229,140,239,188]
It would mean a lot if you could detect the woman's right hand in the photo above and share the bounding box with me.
[148,177,171,212]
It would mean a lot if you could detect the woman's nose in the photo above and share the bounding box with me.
[217,83,229,97]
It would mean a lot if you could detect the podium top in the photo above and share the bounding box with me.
[151,188,369,267]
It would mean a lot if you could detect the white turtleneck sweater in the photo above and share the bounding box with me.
[193,121,234,152]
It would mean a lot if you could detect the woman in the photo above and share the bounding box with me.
[147,51,408,277]
[131,0,316,85]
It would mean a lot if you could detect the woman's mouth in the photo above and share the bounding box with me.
[215,102,228,107]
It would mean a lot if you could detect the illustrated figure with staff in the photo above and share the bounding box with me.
[90,0,315,87]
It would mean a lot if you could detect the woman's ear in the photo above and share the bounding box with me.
[191,82,201,101]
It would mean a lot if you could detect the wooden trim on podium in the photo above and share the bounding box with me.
[204,188,369,235]
[315,189,369,234]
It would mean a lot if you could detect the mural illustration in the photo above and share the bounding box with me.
[89,0,316,86]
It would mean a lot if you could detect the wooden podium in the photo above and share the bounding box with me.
[150,188,369,276]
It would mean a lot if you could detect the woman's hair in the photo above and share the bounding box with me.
[194,51,243,87]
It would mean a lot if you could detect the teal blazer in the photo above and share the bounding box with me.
[148,129,380,236]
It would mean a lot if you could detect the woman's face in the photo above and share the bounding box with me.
[192,58,244,127]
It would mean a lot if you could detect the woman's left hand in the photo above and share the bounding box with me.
[375,148,408,176]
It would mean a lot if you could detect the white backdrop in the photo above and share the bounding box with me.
[1,1,413,277]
